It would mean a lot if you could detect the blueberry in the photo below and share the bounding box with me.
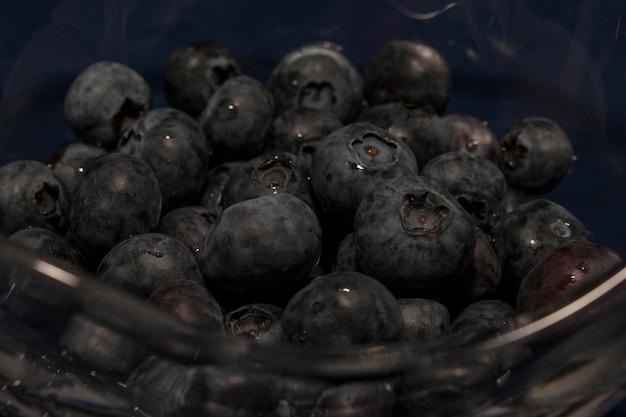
[281,271,402,347]
[3,228,81,334]
[517,241,623,315]
[443,114,501,163]
[224,303,283,345]
[359,101,454,168]
[46,140,108,198]
[127,355,189,416]
[447,299,516,339]
[158,205,217,256]
[441,227,502,316]
[353,176,476,295]
[197,75,274,164]
[489,198,594,304]
[220,151,316,211]
[334,231,363,273]
[96,232,205,299]
[59,313,147,377]
[421,151,508,231]
[148,278,225,332]
[197,194,322,309]
[499,117,575,194]
[267,43,364,124]
[118,107,211,212]
[164,365,285,417]
[68,152,162,268]
[164,41,240,118]
[264,107,343,156]
[363,39,451,114]
[8,227,82,270]
[309,381,396,417]
[0,160,69,236]
[309,122,419,225]
[197,161,243,217]
[397,298,450,343]
[63,61,151,148]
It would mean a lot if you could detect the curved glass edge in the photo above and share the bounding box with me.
[1,236,626,381]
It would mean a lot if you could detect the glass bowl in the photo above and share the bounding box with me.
[1,1,626,416]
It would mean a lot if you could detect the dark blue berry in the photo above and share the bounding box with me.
[517,241,623,314]
[224,303,283,345]
[499,117,574,194]
[354,176,476,295]
[148,278,225,332]
[264,107,343,156]
[158,205,216,256]
[421,151,507,231]
[118,107,211,212]
[443,114,501,163]
[220,151,315,210]
[489,198,594,303]
[96,232,204,299]
[268,43,364,124]
[68,152,162,268]
[359,102,453,168]
[164,41,240,118]
[309,122,419,225]
[197,161,242,217]
[363,39,451,114]
[0,160,69,236]
[197,194,322,308]
[63,61,151,148]
[397,298,450,342]
[46,141,108,198]
[197,75,274,164]
[281,271,402,347]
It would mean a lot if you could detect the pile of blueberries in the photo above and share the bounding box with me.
[0,39,624,416]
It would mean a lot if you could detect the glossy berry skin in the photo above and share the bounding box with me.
[309,122,419,224]
[197,194,322,308]
[164,41,240,118]
[118,107,211,212]
[46,140,108,197]
[268,43,364,124]
[264,107,343,156]
[489,198,594,304]
[517,241,623,314]
[220,151,315,210]
[309,381,396,417]
[363,39,451,114]
[197,161,242,217]
[447,299,516,338]
[397,298,450,342]
[63,61,151,148]
[158,205,216,255]
[8,227,82,270]
[69,152,162,268]
[197,75,274,164]
[353,176,476,295]
[499,117,574,194]
[281,271,402,347]
[334,232,363,273]
[224,303,283,345]
[443,114,501,163]
[148,278,225,332]
[441,227,502,315]
[421,151,507,231]
[0,160,69,236]
[97,233,205,299]
[163,365,285,417]
[60,313,146,377]
[359,102,453,169]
